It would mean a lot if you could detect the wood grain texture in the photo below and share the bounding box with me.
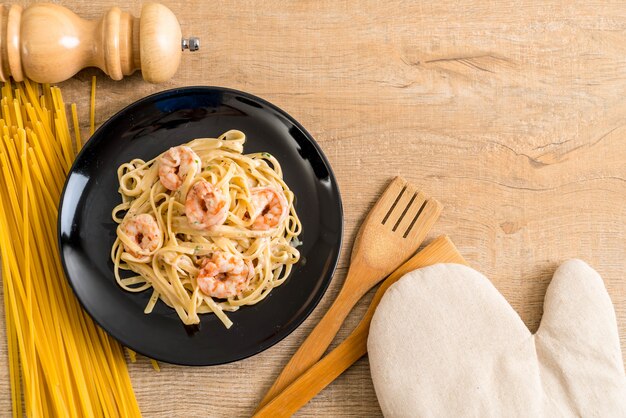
[1,1,625,417]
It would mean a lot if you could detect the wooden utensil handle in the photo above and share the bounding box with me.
[254,236,467,417]
[257,263,374,410]
[253,327,368,418]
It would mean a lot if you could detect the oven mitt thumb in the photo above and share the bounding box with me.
[367,260,626,417]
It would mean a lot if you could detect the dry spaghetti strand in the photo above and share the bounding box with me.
[0,79,142,417]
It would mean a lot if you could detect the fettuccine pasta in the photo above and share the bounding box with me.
[111,130,302,327]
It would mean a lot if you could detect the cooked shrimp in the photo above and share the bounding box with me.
[249,187,289,230]
[185,179,230,229]
[158,145,201,191]
[120,214,162,256]
[197,252,254,299]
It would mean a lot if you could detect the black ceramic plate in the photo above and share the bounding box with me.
[58,87,343,366]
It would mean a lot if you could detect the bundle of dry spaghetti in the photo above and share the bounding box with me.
[0,79,141,417]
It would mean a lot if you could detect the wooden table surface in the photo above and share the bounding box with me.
[1,1,625,416]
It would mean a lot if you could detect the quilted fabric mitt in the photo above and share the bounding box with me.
[368,260,626,417]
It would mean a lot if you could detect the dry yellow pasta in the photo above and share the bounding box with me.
[90,76,96,136]
[0,79,141,417]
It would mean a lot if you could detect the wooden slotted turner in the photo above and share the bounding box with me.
[256,176,442,411]
[253,236,467,417]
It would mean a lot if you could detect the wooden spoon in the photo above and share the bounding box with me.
[253,235,467,417]
[256,176,442,411]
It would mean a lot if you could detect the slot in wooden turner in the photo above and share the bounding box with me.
[256,176,442,411]
[253,235,467,417]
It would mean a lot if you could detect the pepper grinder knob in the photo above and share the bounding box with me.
[182,37,200,52]
[0,2,198,84]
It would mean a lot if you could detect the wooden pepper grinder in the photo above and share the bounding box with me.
[0,2,199,83]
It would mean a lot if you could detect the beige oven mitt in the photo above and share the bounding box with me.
[368,260,626,417]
